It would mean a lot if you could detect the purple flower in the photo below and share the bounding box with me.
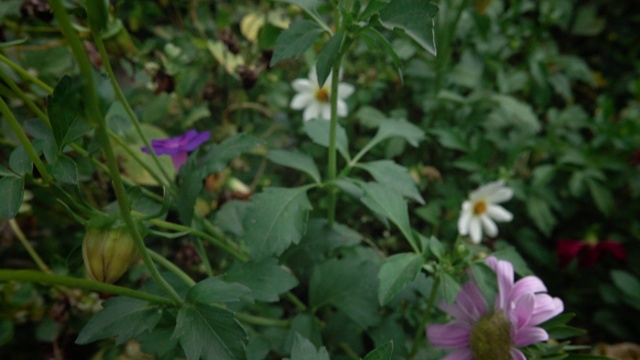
[141,129,210,170]
[427,256,564,360]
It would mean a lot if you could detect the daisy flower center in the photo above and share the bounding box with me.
[315,87,330,103]
[473,199,488,215]
[469,311,512,360]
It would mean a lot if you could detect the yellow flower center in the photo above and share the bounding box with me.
[473,200,488,215]
[315,87,330,103]
[470,311,513,360]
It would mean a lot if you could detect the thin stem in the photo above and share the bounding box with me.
[410,276,441,358]
[148,249,196,287]
[0,96,53,182]
[8,219,51,273]
[49,0,182,304]
[285,292,307,312]
[192,236,214,277]
[0,54,54,93]
[234,313,290,328]
[92,34,175,188]
[0,68,51,127]
[0,270,175,305]
[108,130,169,188]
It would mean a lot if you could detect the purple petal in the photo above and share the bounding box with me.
[181,130,210,152]
[510,348,527,360]
[457,281,488,320]
[486,257,514,310]
[440,301,474,324]
[513,326,549,347]
[171,152,188,171]
[510,276,547,302]
[511,292,535,329]
[427,322,471,349]
[530,294,564,325]
[443,349,473,360]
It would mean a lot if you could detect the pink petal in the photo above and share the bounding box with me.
[511,293,535,329]
[530,295,564,325]
[486,257,514,310]
[440,301,474,324]
[598,241,627,262]
[510,348,527,360]
[513,326,549,347]
[511,276,547,301]
[443,349,473,360]
[427,322,471,349]
[171,151,188,171]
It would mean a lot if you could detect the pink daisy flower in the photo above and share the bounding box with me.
[426,256,564,360]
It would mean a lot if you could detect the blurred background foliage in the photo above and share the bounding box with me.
[0,0,639,358]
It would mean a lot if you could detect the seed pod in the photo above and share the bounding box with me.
[82,226,138,284]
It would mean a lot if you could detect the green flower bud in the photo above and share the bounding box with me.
[82,226,138,284]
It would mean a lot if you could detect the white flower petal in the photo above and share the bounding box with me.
[292,79,315,93]
[320,103,332,121]
[337,99,348,117]
[487,204,513,222]
[469,217,482,244]
[303,102,322,121]
[338,83,354,99]
[290,93,313,110]
[486,187,513,203]
[308,68,320,85]
[480,214,498,237]
[458,208,471,235]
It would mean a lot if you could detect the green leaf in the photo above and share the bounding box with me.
[290,333,330,360]
[364,341,394,360]
[360,28,404,81]
[378,253,424,305]
[0,37,28,48]
[491,94,541,133]
[243,186,313,259]
[201,134,262,174]
[316,32,344,87]
[275,0,330,33]
[430,128,469,152]
[0,177,24,220]
[360,182,416,249]
[357,160,424,204]
[76,297,163,346]
[439,272,461,304]
[369,118,425,151]
[9,146,32,176]
[225,258,299,302]
[379,0,438,56]
[48,75,91,152]
[526,196,556,237]
[187,277,253,304]
[303,119,350,161]
[177,154,204,225]
[587,179,613,216]
[270,20,324,67]
[611,270,640,301]
[0,319,13,347]
[268,149,321,184]
[172,303,247,360]
[310,256,380,328]
[48,155,78,184]
[214,200,250,236]
[493,246,533,276]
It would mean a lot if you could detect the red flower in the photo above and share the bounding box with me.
[557,238,626,269]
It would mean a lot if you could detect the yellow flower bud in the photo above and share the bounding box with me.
[82,226,138,284]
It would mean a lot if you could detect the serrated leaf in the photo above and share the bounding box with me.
[225,258,299,302]
[303,119,350,160]
[76,297,163,346]
[310,256,380,329]
[378,253,424,305]
[214,200,250,236]
[364,341,394,360]
[172,303,246,360]
[0,177,24,220]
[48,155,78,184]
[360,182,416,249]
[187,277,253,304]
[379,0,438,56]
[9,145,32,176]
[290,333,330,360]
[48,75,91,152]
[270,20,324,66]
[366,119,424,155]
[316,32,344,87]
[201,134,262,174]
[268,149,321,184]
[243,186,313,259]
[357,160,424,204]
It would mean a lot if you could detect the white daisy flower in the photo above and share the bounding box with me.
[458,180,514,244]
[290,67,354,121]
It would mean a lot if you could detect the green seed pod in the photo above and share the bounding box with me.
[82,226,138,284]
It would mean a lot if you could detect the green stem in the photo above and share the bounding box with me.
[92,34,175,188]
[234,313,290,328]
[0,96,53,182]
[0,270,174,306]
[0,54,54,93]
[0,68,51,127]
[49,0,182,304]
[148,249,196,287]
[285,292,307,312]
[8,220,51,273]
[410,276,441,358]
[108,130,169,188]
